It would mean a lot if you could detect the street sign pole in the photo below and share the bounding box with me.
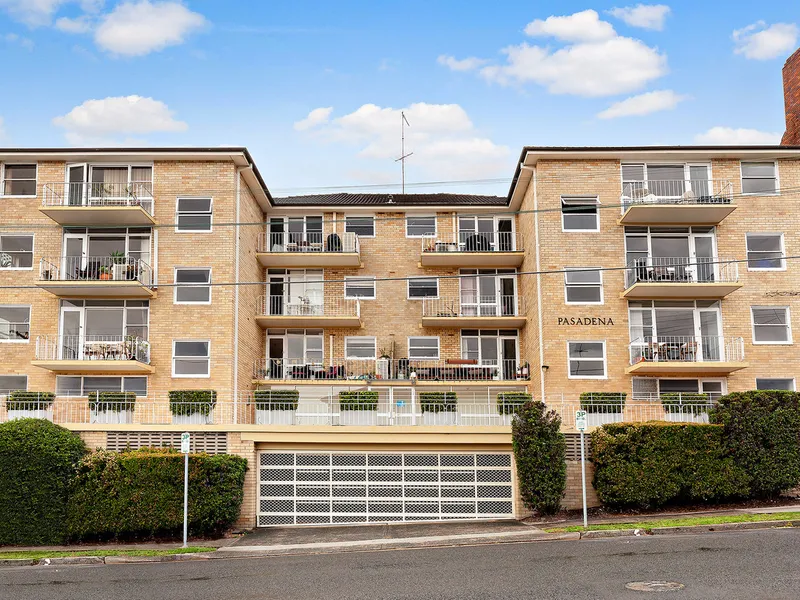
[575,410,588,529]
[181,432,190,548]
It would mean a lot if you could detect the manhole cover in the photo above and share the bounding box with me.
[626,581,685,592]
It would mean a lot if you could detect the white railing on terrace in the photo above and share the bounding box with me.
[39,256,153,286]
[421,231,523,254]
[42,182,154,215]
[259,295,361,319]
[551,400,716,428]
[422,295,524,318]
[258,231,359,254]
[621,179,733,208]
[35,335,151,364]
[624,256,738,288]
[629,336,744,364]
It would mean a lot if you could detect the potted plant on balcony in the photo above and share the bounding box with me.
[88,391,135,424]
[6,391,55,420]
[109,251,127,280]
[99,266,112,280]
[339,390,379,425]
[420,391,457,425]
[169,389,216,425]
[254,389,299,425]
[661,392,711,424]
[579,392,626,427]
[496,392,531,422]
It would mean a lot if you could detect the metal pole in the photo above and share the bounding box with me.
[580,430,588,528]
[183,451,189,548]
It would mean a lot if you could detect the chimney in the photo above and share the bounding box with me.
[781,47,800,146]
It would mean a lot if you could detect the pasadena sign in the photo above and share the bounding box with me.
[557,316,615,326]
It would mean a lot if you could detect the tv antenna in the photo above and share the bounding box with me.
[395,111,413,195]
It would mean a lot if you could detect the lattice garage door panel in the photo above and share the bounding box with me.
[258,452,514,527]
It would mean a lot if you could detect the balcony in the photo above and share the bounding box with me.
[256,232,361,268]
[32,335,154,374]
[421,296,526,328]
[619,179,736,225]
[420,231,524,268]
[626,336,747,375]
[622,257,741,299]
[256,296,362,328]
[37,256,155,298]
[40,182,155,226]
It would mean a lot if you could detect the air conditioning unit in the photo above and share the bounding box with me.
[112,264,128,281]
[342,232,357,253]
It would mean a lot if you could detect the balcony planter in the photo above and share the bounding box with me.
[579,392,626,427]
[420,391,457,425]
[661,392,711,424]
[496,392,531,422]
[89,391,135,424]
[255,389,299,425]
[169,389,216,425]
[339,391,378,425]
[6,391,54,421]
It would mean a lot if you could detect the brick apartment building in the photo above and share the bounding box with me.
[1,50,799,527]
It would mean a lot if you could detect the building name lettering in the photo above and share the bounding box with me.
[557,317,615,326]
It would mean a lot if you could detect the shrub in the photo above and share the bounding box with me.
[254,389,299,410]
[419,391,457,413]
[710,390,800,498]
[579,392,626,413]
[339,391,378,411]
[511,401,566,515]
[591,422,748,509]
[661,392,711,414]
[6,391,55,411]
[67,448,247,540]
[0,420,87,545]
[168,390,217,416]
[497,392,532,415]
[88,391,136,412]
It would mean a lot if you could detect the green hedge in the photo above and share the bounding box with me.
[512,401,566,515]
[339,391,378,411]
[592,422,749,509]
[419,391,457,413]
[6,391,55,411]
[497,392,532,415]
[0,420,88,545]
[88,391,136,412]
[661,393,711,414]
[710,390,800,498]
[168,390,217,416]
[579,392,626,413]
[254,389,300,410]
[67,448,247,540]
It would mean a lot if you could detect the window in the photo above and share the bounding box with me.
[408,337,440,360]
[0,306,30,342]
[567,341,607,378]
[56,375,148,396]
[561,196,599,231]
[345,216,375,237]
[344,276,376,300]
[406,216,436,237]
[345,336,376,359]
[174,268,212,304]
[172,340,211,377]
[176,198,212,232]
[741,162,778,194]
[746,233,785,270]
[0,234,33,269]
[408,277,439,299]
[0,375,27,395]
[751,307,792,344]
[756,378,796,391]
[1,164,36,196]
[564,268,603,304]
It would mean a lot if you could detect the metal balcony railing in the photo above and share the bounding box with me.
[258,231,359,254]
[422,295,525,318]
[621,179,733,209]
[421,231,523,254]
[624,256,738,288]
[39,256,153,286]
[42,182,154,215]
[629,336,745,364]
[35,335,151,364]
[258,295,360,318]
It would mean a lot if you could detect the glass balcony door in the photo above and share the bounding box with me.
[460,271,517,316]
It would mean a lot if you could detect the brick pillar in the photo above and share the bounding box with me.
[781,47,800,146]
[227,432,257,529]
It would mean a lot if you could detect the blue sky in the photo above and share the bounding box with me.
[0,1,798,195]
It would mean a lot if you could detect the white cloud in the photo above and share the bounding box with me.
[94,0,206,56]
[524,9,616,42]
[293,107,333,131]
[55,15,92,33]
[694,127,781,145]
[733,21,798,60]
[3,32,34,50]
[0,0,102,27]
[52,95,188,144]
[437,55,488,72]
[597,89,687,119]
[607,5,670,31]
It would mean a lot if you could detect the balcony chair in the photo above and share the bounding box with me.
[463,234,491,252]
[326,233,343,252]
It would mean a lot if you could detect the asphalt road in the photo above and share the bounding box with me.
[2,529,800,600]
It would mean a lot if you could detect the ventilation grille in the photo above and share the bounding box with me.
[564,433,592,461]
[106,431,228,454]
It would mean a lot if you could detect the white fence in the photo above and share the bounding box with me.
[35,335,151,364]
[422,295,525,318]
[629,336,745,364]
[621,179,733,208]
[421,230,523,253]
[40,256,153,286]
[258,231,359,254]
[42,181,154,215]
[625,256,738,287]
[259,295,361,318]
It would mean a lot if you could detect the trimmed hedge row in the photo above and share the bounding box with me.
[253,389,300,410]
[419,392,457,414]
[88,391,136,412]
[339,391,379,411]
[7,391,55,410]
[497,392,532,415]
[579,392,626,413]
[168,390,217,416]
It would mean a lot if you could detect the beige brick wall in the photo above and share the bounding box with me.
[227,432,257,529]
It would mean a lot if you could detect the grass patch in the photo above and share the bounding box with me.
[544,512,800,533]
[0,546,215,560]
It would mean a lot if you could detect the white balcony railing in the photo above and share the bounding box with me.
[422,295,525,318]
[42,182,154,215]
[629,336,744,365]
[624,256,738,288]
[258,231,359,254]
[421,231,523,254]
[35,335,151,364]
[258,295,361,318]
[40,256,153,286]
[621,179,733,209]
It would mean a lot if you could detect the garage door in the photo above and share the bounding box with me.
[258,452,514,527]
